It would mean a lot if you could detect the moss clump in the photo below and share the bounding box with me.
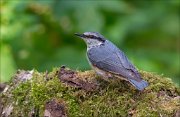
[1,68,179,117]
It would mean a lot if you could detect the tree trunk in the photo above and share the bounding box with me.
[0,66,179,117]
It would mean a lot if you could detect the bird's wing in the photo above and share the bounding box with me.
[87,40,141,81]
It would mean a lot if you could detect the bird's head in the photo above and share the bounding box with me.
[75,32,106,48]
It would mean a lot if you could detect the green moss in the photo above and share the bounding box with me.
[1,68,179,117]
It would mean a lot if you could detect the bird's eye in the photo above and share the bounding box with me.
[88,35,94,38]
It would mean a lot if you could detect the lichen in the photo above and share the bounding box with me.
[1,68,179,117]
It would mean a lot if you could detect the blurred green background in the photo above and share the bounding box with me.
[0,0,179,86]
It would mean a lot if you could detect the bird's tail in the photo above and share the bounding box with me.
[128,79,148,91]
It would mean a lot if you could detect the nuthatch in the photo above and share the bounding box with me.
[75,32,148,91]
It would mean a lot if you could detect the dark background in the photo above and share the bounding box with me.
[0,0,179,86]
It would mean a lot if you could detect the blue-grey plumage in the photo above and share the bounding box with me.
[75,32,148,91]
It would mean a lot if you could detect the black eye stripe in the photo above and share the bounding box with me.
[84,35,94,38]
[85,35,105,42]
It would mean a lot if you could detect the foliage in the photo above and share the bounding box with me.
[0,0,179,85]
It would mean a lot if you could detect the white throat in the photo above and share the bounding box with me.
[85,39,103,50]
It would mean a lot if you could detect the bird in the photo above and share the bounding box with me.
[75,32,148,91]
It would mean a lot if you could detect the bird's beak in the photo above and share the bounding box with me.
[74,33,84,38]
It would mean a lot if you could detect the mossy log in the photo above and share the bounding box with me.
[0,66,180,117]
